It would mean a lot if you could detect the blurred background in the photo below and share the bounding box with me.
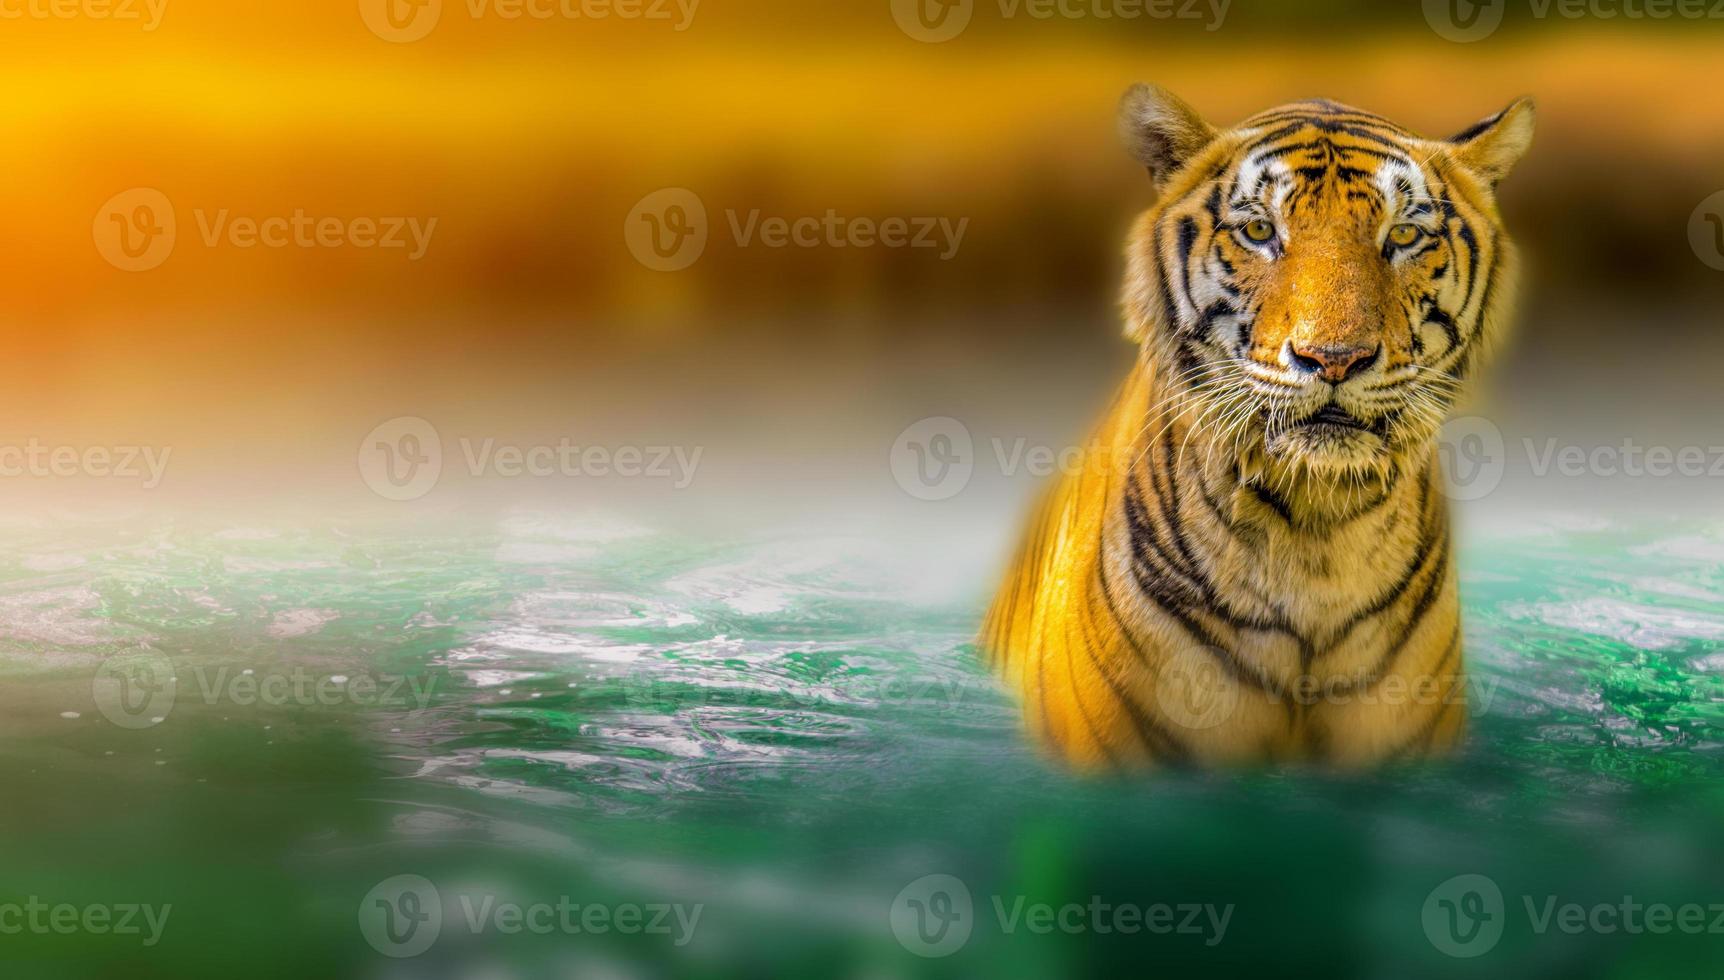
[2,1,1723,978]
[1,0,1720,516]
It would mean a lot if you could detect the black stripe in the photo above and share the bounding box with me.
[1152,226,1182,332]
[1448,108,1504,145]
[1092,559,1198,764]
[1062,611,1122,768]
[1124,557,1283,697]
[1193,300,1236,345]
[1387,630,1465,759]
[1176,217,1202,326]
[1247,481,1295,524]
[1123,486,1208,612]
[1344,534,1452,692]
[1316,474,1433,658]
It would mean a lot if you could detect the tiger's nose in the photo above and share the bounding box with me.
[1288,341,1381,383]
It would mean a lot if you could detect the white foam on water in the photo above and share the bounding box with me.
[1464,510,1616,543]
[492,541,598,565]
[0,584,137,648]
[1693,652,1724,673]
[265,608,338,638]
[1623,577,1721,604]
[1630,535,1724,564]
[1504,596,1724,651]
[506,590,694,630]
[498,512,656,544]
[662,537,907,614]
[473,627,654,662]
[443,647,508,664]
[722,586,792,615]
[462,669,543,688]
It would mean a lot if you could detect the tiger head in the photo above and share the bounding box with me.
[1119,85,1534,484]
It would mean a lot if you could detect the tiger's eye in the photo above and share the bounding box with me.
[1242,219,1275,244]
[1389,223,1423,248]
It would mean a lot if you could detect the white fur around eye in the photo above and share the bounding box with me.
[1374,157,1431,216]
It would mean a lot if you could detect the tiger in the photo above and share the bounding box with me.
[981,85,1534,769]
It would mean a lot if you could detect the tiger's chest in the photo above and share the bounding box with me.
[1100,464,1463,765]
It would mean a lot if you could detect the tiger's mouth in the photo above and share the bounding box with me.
[1261,401,1393,469]
[1291,403,1389,438]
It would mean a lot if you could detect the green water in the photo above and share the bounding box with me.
[2,513,1723,978]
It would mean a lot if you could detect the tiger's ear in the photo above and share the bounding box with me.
[1118,83,1216,189]
[1447,97,1536,185]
